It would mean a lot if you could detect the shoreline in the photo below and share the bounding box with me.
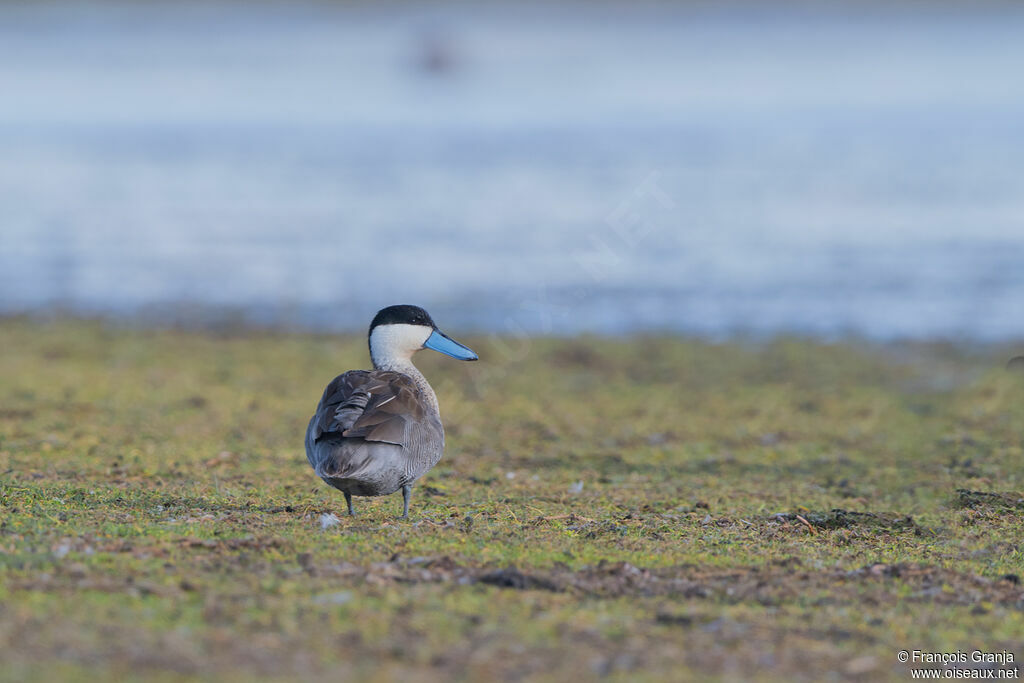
[4,312,1024,351]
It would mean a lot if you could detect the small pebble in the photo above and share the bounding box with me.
[312,591,352,606]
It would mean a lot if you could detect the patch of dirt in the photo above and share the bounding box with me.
[770,509,918,531]
[289,556,1024,607]
[956,489,1024,511]
[478,568,561,592]
[178,536,287,551]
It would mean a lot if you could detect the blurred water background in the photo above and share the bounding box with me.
[2,2,1023,339]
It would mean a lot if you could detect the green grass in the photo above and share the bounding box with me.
[1,318,1023,681]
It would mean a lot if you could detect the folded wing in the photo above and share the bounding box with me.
[310,370,425,447]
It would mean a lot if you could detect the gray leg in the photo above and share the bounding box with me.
[401,485,412,519]
[344,492,354,516]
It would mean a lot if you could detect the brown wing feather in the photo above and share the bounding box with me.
[311,370,424,447]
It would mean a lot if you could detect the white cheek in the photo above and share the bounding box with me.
[370,324,432,359]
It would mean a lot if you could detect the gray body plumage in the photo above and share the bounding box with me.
[305,370,445,499]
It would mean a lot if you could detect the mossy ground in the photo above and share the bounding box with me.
[1,319,1023,681]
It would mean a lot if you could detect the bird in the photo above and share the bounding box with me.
[305,304,478,518]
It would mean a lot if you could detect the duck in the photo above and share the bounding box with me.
[305,304,478,518]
